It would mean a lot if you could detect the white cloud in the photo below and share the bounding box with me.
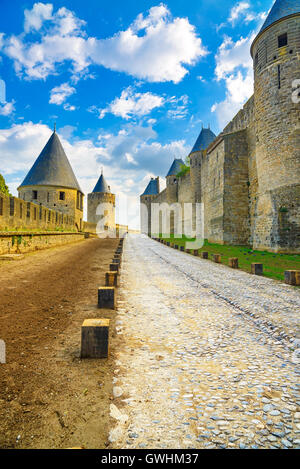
[167,94,189,120]
[24,2,53,32]
[97,87,164,120]
[0,100,15,116]
[1,3,207,83]
[228,2,250,24]
[211,33,255,129]
[49,82,76,105]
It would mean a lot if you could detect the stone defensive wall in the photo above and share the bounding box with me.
[0,192,76,232]
[0,231,85,255]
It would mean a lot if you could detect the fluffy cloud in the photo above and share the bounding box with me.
[24,2,53,32]
[96,87,165,120]
[228,2,250,24]
[0,100,15,116]
[211,33,255,129]
[49,82,76,105]
[1,3,206,83]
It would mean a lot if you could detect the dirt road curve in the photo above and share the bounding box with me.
[0,237,119,449]
[110,235,300,449]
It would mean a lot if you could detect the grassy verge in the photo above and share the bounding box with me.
[156,234,300,284]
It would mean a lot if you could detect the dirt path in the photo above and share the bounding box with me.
[0,237,119,449]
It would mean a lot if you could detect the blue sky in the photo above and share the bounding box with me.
[0,0,273,227]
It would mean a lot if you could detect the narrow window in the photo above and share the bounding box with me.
[0,197,3,216]
[47,192,50,203]
[254,52,258,67]
[20,203,23,219]
[278,64,281,89]
[9,198,14,216]
[32,190,38,200]
[34,207,37,220]
[27,202,30,218]
[278,33,287,48]
[59,191,65,201]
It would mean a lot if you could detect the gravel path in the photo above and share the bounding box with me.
[110,235,300,449]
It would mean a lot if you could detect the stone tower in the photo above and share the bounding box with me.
[165,158,184,204]
[140,177,160,235]
[18,127,84,231]
[87,170,115,232]
[251,0,300,251]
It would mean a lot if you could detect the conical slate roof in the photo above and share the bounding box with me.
[19,131,82,192]
[190,127,216,154]
[141,178,159,196]
[259,0,300,35]
[166,159,185,177]
[92,173,110,193]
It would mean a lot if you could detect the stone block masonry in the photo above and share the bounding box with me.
[284,270,300,286]
[81,318,110,358]
[0,232,85,255]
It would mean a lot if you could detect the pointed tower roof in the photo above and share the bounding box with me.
[190,127,216,154]
[19,130,82,192]
[141,177,159,196]
[166,159,185,177]
[251,0,300,55]
[92,171,110,193]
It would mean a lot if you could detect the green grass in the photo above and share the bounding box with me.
[155,234,300,284]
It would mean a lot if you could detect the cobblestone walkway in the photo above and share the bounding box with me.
[110,235,300,449]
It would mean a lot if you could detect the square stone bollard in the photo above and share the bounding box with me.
[81,318,110,358]
[175,245,179,249]
[98,287,115,309]
[112,258,120,264]
[201,252,208,259]
[213,254,221,263]
[167,242,170,246]
[251,263,263,276]
[185,249,191,254]
[110,263,119,273]
[105,271,118,287]
[180,246,184,252]
[284,270,300,286]
[229,257,239,269]
[193,250,199,256]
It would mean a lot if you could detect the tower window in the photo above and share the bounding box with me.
[254,53,258,67]
[47,192,50,203]
[277,64,281,89]
[59,191,65,201]
[32,190,38,200]
[0,197,3,216]
[278,33,287,48]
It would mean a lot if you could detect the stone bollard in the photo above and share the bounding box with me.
[175,245,179,249]
[112,258,120,264]
[284,270,300,286]
[98,287,115,309]
[105,271,118,287]
[229,257,239,269]
[213,254,221,263]
[193,250,199,256]
[251,263,263,276]
[110,263,119,273]
[201,252,208,259]
[185,249,191,254]
[81,318,110,358]
[167,242,170,246]
[180,246,184,252]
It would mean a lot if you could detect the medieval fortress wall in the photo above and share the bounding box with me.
[141,11,300,253]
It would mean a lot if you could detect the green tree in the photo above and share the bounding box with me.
[0,173,10,196]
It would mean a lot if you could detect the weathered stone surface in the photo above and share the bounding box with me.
[251,263,263,276]
[105,271,118,287]
[213,254,221,263]
[98,287,115,309]
[81,318,110,358]
[284,270,300,286]
[229,258,239,269]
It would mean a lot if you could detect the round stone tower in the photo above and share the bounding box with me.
[87,170,115,233]
[251,0,300,251]
[140,177,160,235]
